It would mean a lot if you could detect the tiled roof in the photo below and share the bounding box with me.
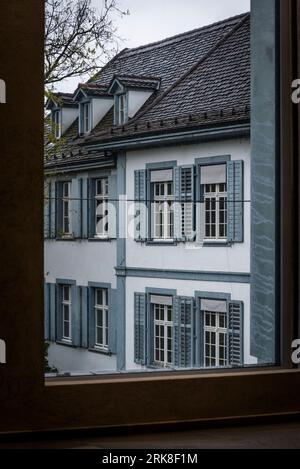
[45,12,250,165]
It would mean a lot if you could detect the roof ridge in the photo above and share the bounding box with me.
[128,13,250,125]
[120,12,249,57]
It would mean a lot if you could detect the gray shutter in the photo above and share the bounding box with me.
[81,286,89,348]
[134,170,147,241]
[228,301,244,366]
[55,284,63,341]
[88,179,96,238]
[108,173,117,239]
[72,178,82,239]
[173,297,194,368]
[181,166,194,241]
[55,182,63,238]
[49,181,56,238]
[227,161,244,243]
[49,283,56,341]
[134,292,147,365]
[88,287,96,349]
[173,167,182,241]
[44,283,50,340]
[44,183,50,239]
[108,289,117,354]
[72,285,81,347]
[81,178,89,239]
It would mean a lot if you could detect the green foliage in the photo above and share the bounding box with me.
[44,341,58,373]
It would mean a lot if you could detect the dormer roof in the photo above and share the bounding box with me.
[108,74,161,94]
[73,83,113,101]
[45,92,77,110]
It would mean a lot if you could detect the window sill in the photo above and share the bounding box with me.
[145,239,178,246]
[55,237,76,242]
[88,347,112,356]
[55,341,76,349]
[88,237,113,243]
[203,241,231,247]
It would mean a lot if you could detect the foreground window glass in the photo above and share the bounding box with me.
[44,0,279,377]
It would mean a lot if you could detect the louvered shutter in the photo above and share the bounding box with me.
[88,179,96,238]
[227,161,244,243]
[72,285,81,347]
[108,289,117,354]
[44,283,50,340]
[55,182,63,238]
[44,183,50,239]
[81,178,89,239]
[228,301,244,366]
[55,284,63,341]
[173,297,194,368]
[81,286,89,348]
[72,178,82,239]
[134,170,147,241]
[174,167,194,242]
[134,293,147,365]
[88,287,96,349]
[49,181,56,238]
[108,173,117,239]
[49,283,56,341]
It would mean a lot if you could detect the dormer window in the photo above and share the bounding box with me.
[80,101,91,134]
[116,93,127,125]
[52,109,61,139]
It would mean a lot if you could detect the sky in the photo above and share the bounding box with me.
[58,0,250,93]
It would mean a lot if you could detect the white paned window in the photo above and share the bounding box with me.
[153,181,174,240]
[117,94,127,125]
[52,110,61,139]
[154,304,173,367]
[62,285,72,341]
[81,102,91,133]
[204,183,227,240]
[62,181,72,235]
[204,311,228,367]
[95,178,109,237]
[95,288,108,350]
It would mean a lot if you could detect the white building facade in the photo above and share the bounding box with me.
[44,12,256,375]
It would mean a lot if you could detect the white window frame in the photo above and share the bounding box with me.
[204,183,227,241]
[62,285,72,342]
[52,109,61,139]
[62,181,72,236]
[154,303,173,367]
[117,93,127,125]
[94,288,109,351]
[203,311,228,368]
[80,102,91,134]
[153,181,174,241]
[95,178,109,238]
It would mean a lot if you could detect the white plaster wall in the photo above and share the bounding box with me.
[48,343,116,374]
[125,277,257,371]
[92,97,114,129]
[127,90,153,118]
[125,138,251,274]
[44,240,117,288]
[61,107,78,134]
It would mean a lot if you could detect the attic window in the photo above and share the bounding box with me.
[52,109,61,139]
[80,101,91,134]
[115,93,127,125]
